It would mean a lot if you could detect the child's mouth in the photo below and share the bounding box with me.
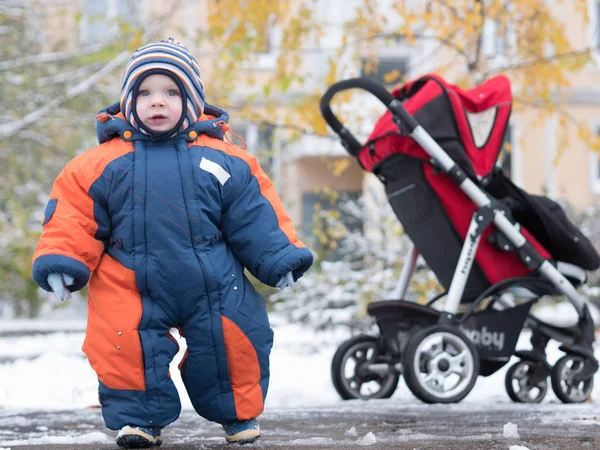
[149,114,168,123]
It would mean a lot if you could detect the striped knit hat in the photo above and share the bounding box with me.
[120,37,205,132]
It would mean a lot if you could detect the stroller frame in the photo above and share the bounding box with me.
[321,77,598,404]
[405,125,587,317]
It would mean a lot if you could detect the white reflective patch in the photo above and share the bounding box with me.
[199,157,230,185]
[466,107,497,148]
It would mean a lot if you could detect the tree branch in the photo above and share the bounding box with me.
[37,62,105,87]
[18,130,57,149]
[0,4,24,16]
[468,0,484,72]
[434,0,465,21]
[0,44,106,72]
[485,43,600,77]
[0,52,129,140]
[364,32,470,61]
[513,94,557,110]
[243,118,335,140]
[513,94,581,127]
[0,1,183,141]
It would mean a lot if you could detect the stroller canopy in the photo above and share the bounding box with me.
[361,74,512,178]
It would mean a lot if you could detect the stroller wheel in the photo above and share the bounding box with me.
[551,355,594,403]
[402,325,479,404]
[331,335,399,400]
[504,360,548,403]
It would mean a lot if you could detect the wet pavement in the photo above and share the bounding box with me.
[2,400,600,449]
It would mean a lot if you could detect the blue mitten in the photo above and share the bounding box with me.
[47,273,74,301]
[276,271,295,289]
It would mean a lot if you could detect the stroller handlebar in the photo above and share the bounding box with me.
[320,77,419,157]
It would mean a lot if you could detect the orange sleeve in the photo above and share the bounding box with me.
[32,157,106,292]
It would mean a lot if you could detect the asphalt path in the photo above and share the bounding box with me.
[2,400,600,450]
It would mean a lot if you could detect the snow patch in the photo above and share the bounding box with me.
[531,299,600,327]
[509,445,530,450]
[345,425,358,437]
[1,311,600,412]
[290,437,335,445]
[3,431,111,445]
[503,422,520,439]
[357,432,377,445]
[572,417,600,427]
[0,352,99,409]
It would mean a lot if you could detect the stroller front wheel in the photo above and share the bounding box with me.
[331,335,400,400]
[550,355,594,403]
[402,325,480,404]
[504,360,548,403]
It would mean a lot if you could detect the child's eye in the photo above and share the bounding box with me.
[138,90,149,97]
[167,89,180,96]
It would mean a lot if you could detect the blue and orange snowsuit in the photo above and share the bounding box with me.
[32,103,314,430]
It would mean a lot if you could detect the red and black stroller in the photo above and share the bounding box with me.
[320,74,600,404]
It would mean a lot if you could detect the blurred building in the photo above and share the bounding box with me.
[40,0,600,259]
[277,0,600,257]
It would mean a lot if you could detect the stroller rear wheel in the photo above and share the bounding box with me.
[331,335,400,400]
[551,355,594,403]
[402,325,479,403]
[504,360,548,403]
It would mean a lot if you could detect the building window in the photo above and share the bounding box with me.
[82,0,108,43]
[257,123,274,150]
[590,152,600,194]
[361,57,409,87]
[81,0,138,43]
[595,0,600,46]
[596,0,600,49]
[588,0,600,58]
[500,122,524,187]
[248,18,273,54]
[482,19,506,58]
[499,124,513,178]
[302,191,363,261]
[235,15,278,70]
[255,123,275,177]
[591,126,600,194]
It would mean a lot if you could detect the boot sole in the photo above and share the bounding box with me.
[116,434,162,448]
[225,432,261,445]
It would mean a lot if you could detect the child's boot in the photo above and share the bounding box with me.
[116,425,162,448]
[222,418,261,444]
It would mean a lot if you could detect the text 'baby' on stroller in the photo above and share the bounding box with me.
[320,74,600,404]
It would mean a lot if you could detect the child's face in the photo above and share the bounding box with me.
[135,74,183,132]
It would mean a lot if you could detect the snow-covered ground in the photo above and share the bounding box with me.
[0,300,599,447]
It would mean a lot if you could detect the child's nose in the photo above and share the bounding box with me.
[150,94,166,106]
